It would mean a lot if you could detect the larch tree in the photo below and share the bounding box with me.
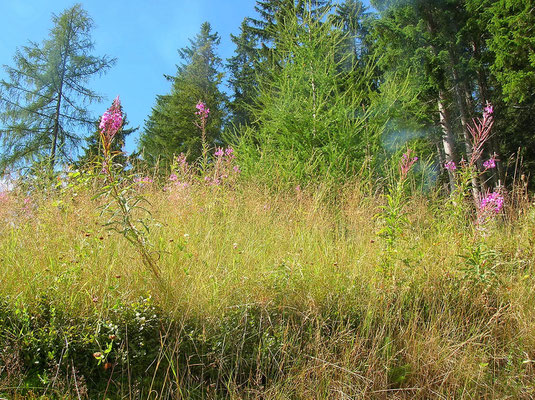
[0,4,116,172]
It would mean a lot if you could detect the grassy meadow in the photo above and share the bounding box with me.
[1,170,535,399]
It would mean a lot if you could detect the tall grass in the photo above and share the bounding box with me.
[1,172,534,398]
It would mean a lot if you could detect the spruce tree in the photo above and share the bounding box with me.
[226,0,331,128]
[139,22,227,166]
[227,20,260,127]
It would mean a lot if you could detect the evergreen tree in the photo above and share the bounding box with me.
[483,0,535,180]
[139,22,226,166]
[236,6,380,183]
[226,0,331,128]
[487,0,535,104]
[0,4,115,172]
[227,20,260,127]
[333,0,374,68]
[370,0,478,190]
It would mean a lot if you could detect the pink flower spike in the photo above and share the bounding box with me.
[483,157,496,169]
[399,148,418,179]
[479,191,504,214]
[484,102,494,116]
[99,96,123,150]
[214,147,224,157]
[444,160,456,171]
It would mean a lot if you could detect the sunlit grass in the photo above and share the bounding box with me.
[1,179,534,398]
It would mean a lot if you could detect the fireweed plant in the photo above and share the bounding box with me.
[195,100,210,170]
[446,103,504,234]
[97,96,160,280]
[377,148,418,273]
[445,104,505,287]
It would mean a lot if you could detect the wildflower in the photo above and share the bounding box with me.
[233,165,241,174]
[169,173,178,182]
[134,177,154,184]
[214,147,224,157]
[483,156,496,170]
[479,191,504,214]
[469,102,494,165]
[399,149,418,180]
[484,102,494,116]
[225,147,234,158]
[195,101,210,119]
[444,160,456,171]
[99,96,123,153]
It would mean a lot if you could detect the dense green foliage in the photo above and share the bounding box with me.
[1,0,534,188]
[234,7,381,183]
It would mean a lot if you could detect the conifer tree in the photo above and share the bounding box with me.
[227,20,260,127]
[238,5,380,182]
[139,22,227,166]
[226,0,331,128]
[0,4,115,171]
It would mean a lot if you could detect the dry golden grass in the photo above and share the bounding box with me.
[1,179,535,398]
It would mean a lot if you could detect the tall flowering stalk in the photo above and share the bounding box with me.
[476,190,504,234]
[446,103,504,230]
[468,103,494,167]
[195,101,210,169]
[98,96,160,279]
[377,149,418,272]
[204,147,241,186]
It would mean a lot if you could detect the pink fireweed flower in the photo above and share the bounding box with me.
[399,149,418,180]
[134,176,154,184]
[169,173,178,182]
[468,102,494,166]
[233,165,241,174]
[483,158,496,169]
[174,153,190,175]
[214,147,224,157]
[444,160,456,171]
[479,191,504,214]
[484,102,494,117]
[99,96,123,151]
[225,147,234,158]
[195,101,210,120]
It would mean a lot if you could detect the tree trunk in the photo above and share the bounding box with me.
[423,14,457,192]
[437,90,457,192]
[449,50,480,201]
[50,14,74,170]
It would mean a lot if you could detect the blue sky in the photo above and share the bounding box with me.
[0,0,368,156]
